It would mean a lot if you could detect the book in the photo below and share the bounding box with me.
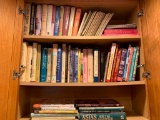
[46,5,53,36]
[36,44,41,82]
[35,5,42,35]
[104,29,138,34]
[83,49,88,82]
[41,4,48,36]
[103,52,110,82]
[88,48,93,82]
[94,48,99,82]
[46,48,52,82]
[62,6,70,36]
[78,106,124,111]
[72,8,82,36]
[68,7,76,36]
[106,23,137,29]
[34,109,78,114]
[78,49,81,83]
[56,47,62,82]
[51,6,56,35]
[23,3,31,35]
[54,6,60,36]
[67,45,71,83]
[61,44,66,83]
[31,113,77,117]
[26,45,32,82]
[31,117,76,120]
[74,48,79,82]
[58,6,64,36]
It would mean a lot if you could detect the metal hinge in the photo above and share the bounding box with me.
[137,64,151,79]
[137,9,144,17]
[12,65,26,80]
[18,6,26,16]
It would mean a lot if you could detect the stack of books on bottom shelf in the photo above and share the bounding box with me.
[75,99,126,120]
[31,99,78,120]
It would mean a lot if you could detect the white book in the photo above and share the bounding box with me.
[26,45,32,82]
[35,5,42,35]
[46,5,53,36]
[31,43,38,82]
[94,48,98,81]
[51,44,58,83]
[46,48,52,82]
[68,7,75,36]
[20,42,28,82]
[61,44,66,83]
[87,48,93,82]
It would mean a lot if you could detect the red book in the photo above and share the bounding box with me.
[62,6,70,36]
[104,29,138,34]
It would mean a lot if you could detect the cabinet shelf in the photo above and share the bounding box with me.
[20,81,145,87]
[23,35,140,44]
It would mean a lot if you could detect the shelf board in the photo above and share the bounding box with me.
[23,35,140,44]
[20,81,145,87]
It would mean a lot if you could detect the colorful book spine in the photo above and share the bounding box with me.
[104,29,138,34]
[20,42,28,82]
[72,8,82,36]
[26,45,32,82]
[74,48,79,82]
[88,48,93,82]
[40,48,48,82]
[41,4,48,36]
[69,49,73,83]
[129,47,137,81]
[62,6,70,36]
[54,7,60,36]
[46,5,53,36]
[35,5,42,35]
[117,49,127,82]
[29,3,36,35]
[83,49,88,82]
[132,47,139,81]
[61,44,66,83]
[51,44,58,83]
[51,6,56,35]
[79,106,124,111]
[81,52,83,82]
[72,49,75,82]
[46,48,52,82]
[36,44,41,82]
[31,43,38,82]
[78,49,81,83]
[58,6,64,36]
[94,48,98,82]
[68,7,76,36]
[103,52,110,82]
[67,45,71,83]
[23,3,31,35]
[56,47,62,82]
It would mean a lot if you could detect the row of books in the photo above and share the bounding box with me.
[31,99,126,120]
[23,3,113,36]
[20,42,139,83]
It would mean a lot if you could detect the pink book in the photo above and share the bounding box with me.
[104,29,138,34]
[83,49,88,83]
[102,33,139,36]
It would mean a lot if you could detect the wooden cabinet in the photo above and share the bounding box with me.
[1,0,160,120]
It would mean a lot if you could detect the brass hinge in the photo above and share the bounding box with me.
[12,65,26,80]
[137,64,151,80]
[137,9,144,17]
[18,6,26,16]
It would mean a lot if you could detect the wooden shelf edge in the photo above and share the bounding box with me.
[20,81,145,86]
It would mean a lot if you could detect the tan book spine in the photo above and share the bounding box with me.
[68,7,75,36]
[58,6,64,36]
[46,48,52,82]
[20,42,28,82]
[87,49,93,82]
[23,4,31,35]
[26,45,32,82]
[46,5,53,36]
[61,44,66,83]
[36,44,41,82]
[31,43,38,82]
[51,44,58,83]
[41,4,48,36]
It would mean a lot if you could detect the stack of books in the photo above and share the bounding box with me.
[31,99,78,120]
[75,99,126,120]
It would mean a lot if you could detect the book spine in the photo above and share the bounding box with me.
[51,6,56,35]
[72,49,75,82]
[74,48,79,82]
[78,49,81,83]
[100,52,104,82]
[36,44,41,82]
[67,45,71,83]
[23,4,31,35]
[117,49,127,82]
[46,48,52,82]
[61,44,66,83]
[41,4,48,36]
[51,44,58,83]
[132,47,139,81]
[79,107,124,111]
[46,5,53,36]
[56,47,62,82]
[68,7,76,36]
[35,110,78,114]
[40,107,75,110]
[65,45,68,83]
[106,43,116,82]
[26,45,32,82]
[104,29,138,34]
[20,42,28,81]
[29,3,36,35]
[58,6,64,36]
[31,43,38,82]
[88,48,93,82]
[81,52,83,82]
[54,7,60,36]
[113,50,122,82]
[103,52,110,82]
[94,48,98,82]
[69,49,73,83]
[72,8,82,36]
[31,113,77,117]
[35,5,42,35]
[129,47,137,81]
[79,112,126,120]
[83,49,88,82]
[40,48,48,82]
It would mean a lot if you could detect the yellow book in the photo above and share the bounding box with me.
[78,49,81,83]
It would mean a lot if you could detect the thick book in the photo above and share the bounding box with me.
[46,5,53,36]
[54,6,60,36]
[26,45,32,82]
[88,48,93,82]
[68,7,75,36]
[35,5,42,35]
[74,48,79,83]
[104,29,138,34]
[46,48,52,82]
[51,6,56,35]
[56,47,62,82]
[58,6,64,36]
[40,48,48,82]
[34,109,78,114]
[41,4,48,36]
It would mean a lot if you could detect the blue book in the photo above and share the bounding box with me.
[40,48,48,82]
[74,48,79,83]
[54,6,60,36]
[129,47,137,81]
[94,48,99,82]
[56,47,62,82]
